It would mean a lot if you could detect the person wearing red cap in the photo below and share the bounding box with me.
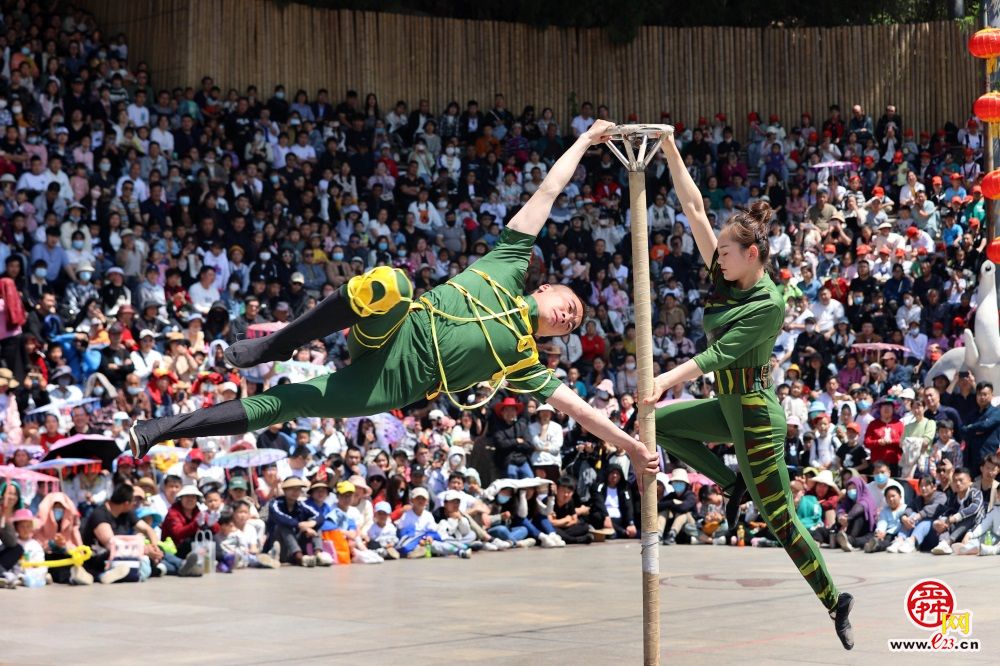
[967,183,986,223]
[957,117,983,156]
[928,174,946,206]
[942,163,966,198]
[798,112,816,139]
[961,145,982,184]
[907,223,934,255]
[821,104,844,142]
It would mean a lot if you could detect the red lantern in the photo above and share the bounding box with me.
[987,237,1000,264]
[981,170,1000,200]
[973,93,1000,123]
[969,28,1000,58]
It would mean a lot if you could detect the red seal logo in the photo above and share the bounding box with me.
[906,579,955,630]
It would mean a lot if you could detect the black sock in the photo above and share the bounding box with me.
[228,287,360,366]
[139,399,249,450]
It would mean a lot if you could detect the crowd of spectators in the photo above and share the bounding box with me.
[2,3,1000,590]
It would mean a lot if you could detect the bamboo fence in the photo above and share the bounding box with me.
[77,0,981,141]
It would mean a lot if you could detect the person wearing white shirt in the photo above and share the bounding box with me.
[289,138,317,164]
[897,180,925,207]
[480,192,507,223]
[872,223,905,255]
[906,226,934,254]
[570,106,595,137]
[16,160,52,193]
[609,259,629,283]
[396,489,438,534]
[592,218,624,251]
[904,321,928,364]
[151,117,175,155]
[871,252,894,282]
[549,332,582,366]
[408,193,442,234]
[809,415,838,469]
[529,404,563,472]
[200,244,231,291]
[272,138,291,169]
[895,295,921,331]
[523,157,547,179]
[647,194,673,232]
[810,289,844,335]
[188,265,221,314]
[769,223,792,262]
[127,99,150,128]
[438,147,463,180]
[116,173,149,202]
[130,331,164,381]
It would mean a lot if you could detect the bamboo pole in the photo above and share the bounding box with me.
[628,168,659,666]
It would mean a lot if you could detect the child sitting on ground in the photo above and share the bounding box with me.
[692,485,727,545]
[13,509,46,588]
[217,502,280,568]
[367,501,400,560]
[433,490,474,558]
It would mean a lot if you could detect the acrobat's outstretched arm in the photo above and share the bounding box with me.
[508,119,615,238]
[661,128,717,265]
[547,383,659,478]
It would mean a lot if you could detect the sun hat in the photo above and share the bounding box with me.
[175,485,204,500]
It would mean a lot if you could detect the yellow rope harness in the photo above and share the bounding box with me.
[347,266,552,410]
[412,269,553,410]
[21,544,92,568]
[347,266,414,350]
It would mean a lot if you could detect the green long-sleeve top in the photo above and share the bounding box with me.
[415,228,558,403]
[903,417,937,447]
[693,250,785,375]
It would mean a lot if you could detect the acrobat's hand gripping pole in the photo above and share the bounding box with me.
[607,123,669,665]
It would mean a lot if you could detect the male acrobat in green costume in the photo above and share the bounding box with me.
[645,129,855,649]
[128,119,659,481]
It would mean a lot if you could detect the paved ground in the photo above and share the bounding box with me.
[2,543,995,665]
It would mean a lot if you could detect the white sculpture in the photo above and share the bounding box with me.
[925,260,1000,398]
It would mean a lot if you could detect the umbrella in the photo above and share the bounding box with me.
[0,442,45,458]
[810,160,853,171]
[27,458,102,473]
[851,343,910,353]
[25,397,100,417]
[0,465,62,492]
[684,471,715,488]
[344,413,406,445]
[247,322,288,340]
[43,434,124,470]
[213,448,288,470]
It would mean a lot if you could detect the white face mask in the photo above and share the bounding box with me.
[625,362,636,371]
[805,324,816,333]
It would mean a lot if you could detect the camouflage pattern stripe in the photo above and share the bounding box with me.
[653,389,841,615]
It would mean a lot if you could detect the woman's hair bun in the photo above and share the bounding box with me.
[746,200,773,226]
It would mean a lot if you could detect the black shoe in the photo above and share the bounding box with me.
[128,400,250,457]
[725,474,749,533]
[831,592,854,650]
[226,288,364,369]
[128,422,149,457]
[663,530,676,545]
